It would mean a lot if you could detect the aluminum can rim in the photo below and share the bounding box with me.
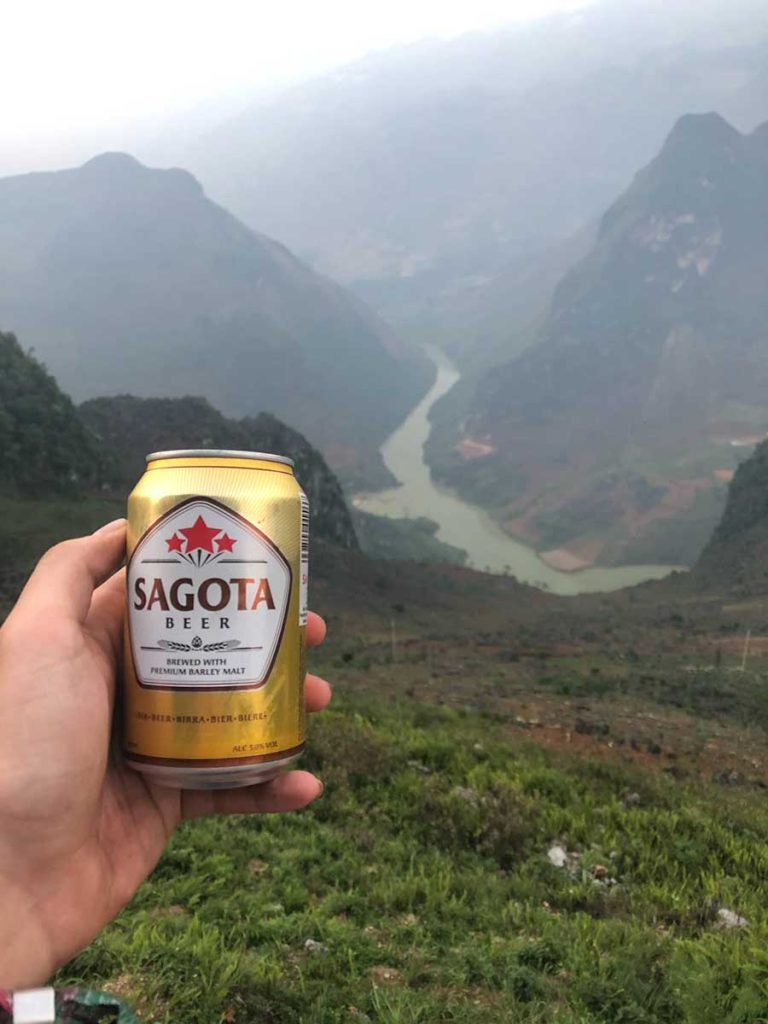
[145,448,295,468]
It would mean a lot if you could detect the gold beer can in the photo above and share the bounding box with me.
[122,449,309,789]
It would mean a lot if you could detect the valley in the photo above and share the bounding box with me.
[2,4,768,1019]
[355,346,681,594]
[0,154,429,493]
[3,378,768,1019]
[425,114,768,570]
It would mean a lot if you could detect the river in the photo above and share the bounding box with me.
[354,346,682,596]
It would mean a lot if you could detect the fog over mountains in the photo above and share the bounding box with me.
[0,329,359,549]
[170,0,768,356]
[2,0,768,574]
[429,113,768,566]
[0,153,428,489]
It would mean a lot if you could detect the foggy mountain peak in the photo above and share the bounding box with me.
[81,151,144,172]
[78,151,204,196]
[431,113,768,569]
[595,115,767,248]
[663,112,743,152]
[172,0,768,364]
[0,153,429,489]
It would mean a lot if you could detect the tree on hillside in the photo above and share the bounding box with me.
[0,331,102,496]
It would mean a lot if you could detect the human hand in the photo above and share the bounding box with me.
[0,519,331,988]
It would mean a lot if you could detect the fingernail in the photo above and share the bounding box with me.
[315,779,325,797]
[93,517,127,536]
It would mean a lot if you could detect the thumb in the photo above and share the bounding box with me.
[11,519,127,626]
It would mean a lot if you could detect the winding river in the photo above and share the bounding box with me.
[354,346,682,596]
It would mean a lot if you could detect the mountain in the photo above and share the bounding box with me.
[427,114,768,569]
[79,395,358,550]
[351,510,466,566]
[0,153,429,489]
[0,330,102,496]
[694,439,768,593]
[169,0,768,365]
[0,326,463,570]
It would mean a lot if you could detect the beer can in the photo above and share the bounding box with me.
[122,449,309,789]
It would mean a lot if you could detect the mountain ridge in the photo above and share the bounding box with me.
[0,330,103,496]
[0,328,361,550]
[0,153,430,490]
[78,394,359,550]
[427,112,768,568]
[694,438,768,593]
[168,1,768,366]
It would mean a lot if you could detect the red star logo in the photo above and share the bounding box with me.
[165,533,184,553]
[216,532,237,553]
[179,515,222,554]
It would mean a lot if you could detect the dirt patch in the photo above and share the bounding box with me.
[455,437,497,459]
[540,549,592,571]
[726,435,766,448]
[104,973,167,1021]
[540,539,604,571]
[369,965,401,984]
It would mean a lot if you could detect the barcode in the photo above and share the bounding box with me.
[299,492,309,626]
[300,497,310,556]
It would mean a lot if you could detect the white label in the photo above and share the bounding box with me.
[299,491,309,626]
[128,498,291,690]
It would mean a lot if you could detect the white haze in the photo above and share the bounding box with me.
[0,0,591,173]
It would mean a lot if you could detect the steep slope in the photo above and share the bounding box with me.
[172,0,768,364]
[695,439,768,593]
[0,153,429,488]
[79,395,358,549]
[429,114,768,568]
[0,330,102,496]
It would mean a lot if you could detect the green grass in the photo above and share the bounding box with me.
[59,697,768,1023]
[4,495,767,1021]
[0,495,123,612]
[529,653,768,732]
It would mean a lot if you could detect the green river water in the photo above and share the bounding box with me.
[354,346,682,596]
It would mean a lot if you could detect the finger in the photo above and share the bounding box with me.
[180,770,323,820]
[85,567,127,661]
[12,519,126,625]
[307,612,326,647]
[305,673,332,713]
[87,594,332,682]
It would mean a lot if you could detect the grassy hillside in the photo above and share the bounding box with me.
[0,497,124,613]
[5,495,768,1021]
[59,696,768,1023]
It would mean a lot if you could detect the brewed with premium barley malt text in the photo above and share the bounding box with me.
[122,449,309,789]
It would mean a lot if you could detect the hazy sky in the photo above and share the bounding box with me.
[2,0,590,139]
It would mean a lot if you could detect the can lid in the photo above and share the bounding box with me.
[146,449,295,468]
